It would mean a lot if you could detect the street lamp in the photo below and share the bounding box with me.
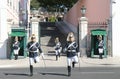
[81,5,86,17]
[64,7,68,14]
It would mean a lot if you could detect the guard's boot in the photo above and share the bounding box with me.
[72,62,75,68]
[16,55,18,60]
[67,66,71,77]
[99,54,103,59]
[34,59,37,63]
[56,55,58,61]
[30,65,33,76]
[14,55,17,60]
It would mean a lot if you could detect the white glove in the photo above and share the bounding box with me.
[63,48,67,53]
[77,52,80,57]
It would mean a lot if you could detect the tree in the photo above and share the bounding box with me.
[37,0,78,11]
[30,0,40,9]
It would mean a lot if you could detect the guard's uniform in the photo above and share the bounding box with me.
[13,41,20,60]
[64,41,79,76]
[27,41,42,64]
[27,41,42,76]
[54,42,62,60]
[98,40,104,59]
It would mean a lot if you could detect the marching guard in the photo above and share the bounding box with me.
[27,34,43,76]
[64,32,79,76]
[54,37,62,60]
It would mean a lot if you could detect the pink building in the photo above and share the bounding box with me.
[63,0,110,57]
[64,0,110,28]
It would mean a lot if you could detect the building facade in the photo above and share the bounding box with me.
[0,0,19,58]
[112,0,120,56]
[63,0,110,57]
[0,0,30,58]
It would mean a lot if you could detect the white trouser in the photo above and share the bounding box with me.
[67,55,78,66]
[13,48,20,55]
[55,49,61,55]
[29,56,40,65]
[98,48,103,54]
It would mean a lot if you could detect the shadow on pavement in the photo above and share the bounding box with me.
[4,73,30,76]
[39,72,68,77]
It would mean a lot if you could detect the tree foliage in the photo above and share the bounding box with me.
[31,0,78,11]
[30,0,40,9]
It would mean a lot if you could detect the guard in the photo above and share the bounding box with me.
[27,34,43,76]
[13,36,20,60]
[98,35,104,59]
[64,32,79,76]
[54,37,62,60]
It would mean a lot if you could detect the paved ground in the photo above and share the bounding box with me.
[1,67,120,79]
[0,55,120,79]
[0,56,120,79]
[0,55,120,68]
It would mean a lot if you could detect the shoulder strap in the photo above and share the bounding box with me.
[29,42,37,50]
[67,42,75,49]
[99,40,104,46]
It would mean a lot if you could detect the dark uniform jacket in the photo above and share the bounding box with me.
[27,41,42,57]
[55,42,61,50]
[98,40,104,48]
[65,41,79,57]
[13,41,20,50]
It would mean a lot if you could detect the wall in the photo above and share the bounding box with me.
[112,0,120,56]
[0,0,20,58]
[0,0,7,58]
[64,0,110,26]
[7,0,19,25]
